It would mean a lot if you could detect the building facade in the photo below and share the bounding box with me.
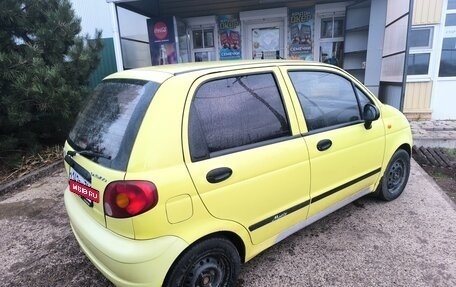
[70,0,119,88]
[405,0,456,120]
[105,0,413,111]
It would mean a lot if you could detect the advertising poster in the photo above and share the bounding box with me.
[147,17,177,65]
[217,15,242,60]
[288,8,314,60]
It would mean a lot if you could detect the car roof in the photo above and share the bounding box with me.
[105,60,338,83]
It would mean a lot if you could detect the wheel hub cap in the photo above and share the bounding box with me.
[387,160,404,192]
[190,258,223,287]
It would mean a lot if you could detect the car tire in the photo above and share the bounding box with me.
[164,237,241,287]
[376,149,410,201]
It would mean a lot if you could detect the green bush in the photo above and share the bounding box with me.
[0,0,103,168]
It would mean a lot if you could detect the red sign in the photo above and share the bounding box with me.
[153,21,168,41]
[69,180,100,203]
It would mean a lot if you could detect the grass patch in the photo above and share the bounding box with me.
[443,148,456,158]
[0,145,63,185]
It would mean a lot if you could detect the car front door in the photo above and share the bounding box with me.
[183,68,311,245]
[282,67,385,218]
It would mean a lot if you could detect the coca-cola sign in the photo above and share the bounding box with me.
[154,22,168,41]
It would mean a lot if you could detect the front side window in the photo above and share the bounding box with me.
[288,71,362,131]
[408,26,434,76]
[189,73,291,160]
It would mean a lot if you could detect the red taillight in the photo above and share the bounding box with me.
[104,181,158,218]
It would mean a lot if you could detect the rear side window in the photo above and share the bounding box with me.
[189,73,291,161]
[288,71,361,131]
[68,79,159,170]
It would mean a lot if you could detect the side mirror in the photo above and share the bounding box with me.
[363,103,380,130]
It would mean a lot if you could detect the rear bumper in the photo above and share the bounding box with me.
[64,188,188,287]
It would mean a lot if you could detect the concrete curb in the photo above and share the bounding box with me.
[411,120,456,149]
[0,161,64,196]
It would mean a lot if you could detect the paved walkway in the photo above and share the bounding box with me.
[1,163,456,286]
[411,120,456,148]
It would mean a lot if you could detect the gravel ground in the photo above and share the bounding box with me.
[0,160,455,287]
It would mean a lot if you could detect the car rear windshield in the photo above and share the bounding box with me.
[68,79,159,171]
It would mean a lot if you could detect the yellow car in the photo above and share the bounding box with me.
[64,60,412,287]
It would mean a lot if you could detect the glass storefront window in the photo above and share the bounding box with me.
[252,27,280,59]
[193,30,203,49]
[319,14,344,68]
[117,7,149,42]
[117,6,151,69]
[320,41,344,66]
[321,18,333,38]
[194,51,216,62]
[204,30,214,47]
[439,38,456,77]
[333,17,345,37]
[191,27,216,62]
[439,10,456,77]
[193,28,214,49]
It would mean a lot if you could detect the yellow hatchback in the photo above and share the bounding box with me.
[64,60,412,287]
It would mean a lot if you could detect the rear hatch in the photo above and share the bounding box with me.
[64,79,160,235]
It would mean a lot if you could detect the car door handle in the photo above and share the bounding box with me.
[317,139,332,151]
[206,167,233,184]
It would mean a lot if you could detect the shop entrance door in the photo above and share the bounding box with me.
[246,22,284,60]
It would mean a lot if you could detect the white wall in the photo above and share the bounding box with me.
[431,80,456,119]
[70,0,114,38]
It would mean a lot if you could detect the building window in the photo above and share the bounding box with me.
[439,12,456,77]
[192,29,215,49]
[321,17,344,38]
[409,27,433,48]
[439,38,456,77]
[449,0,456,10]
[318,13,345,67]
[445,13,456,26]
[407,26,434,76]
[191,28,216,62]
[408,53,431,75]
[117,6,151,69]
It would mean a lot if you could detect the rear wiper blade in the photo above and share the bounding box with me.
[67,149,111,160]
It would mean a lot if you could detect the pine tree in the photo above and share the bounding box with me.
[0,0,103,164]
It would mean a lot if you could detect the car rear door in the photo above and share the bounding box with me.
[281,66,385,218]
[183,67,311,245]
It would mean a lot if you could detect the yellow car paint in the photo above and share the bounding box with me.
[63,60,412,287]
